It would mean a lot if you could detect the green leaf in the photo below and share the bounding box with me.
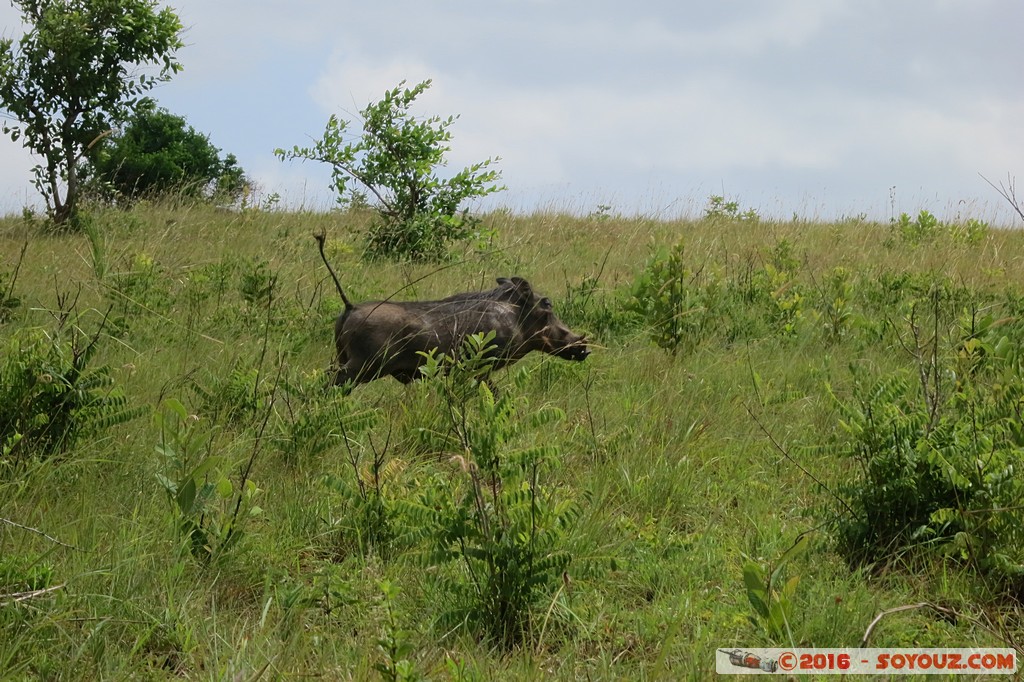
[770,535,809,585]
[742,561,769,619]
[215,476,232,498]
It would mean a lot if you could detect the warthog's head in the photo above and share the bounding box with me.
[498,277,590,362]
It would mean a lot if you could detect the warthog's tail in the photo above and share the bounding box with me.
[314,231,353,313]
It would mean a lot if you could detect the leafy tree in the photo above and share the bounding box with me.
[0,0,184,227]
[276,79,503,261]
[86,100,249,202]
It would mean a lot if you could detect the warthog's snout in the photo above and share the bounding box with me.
[559,337,590,362]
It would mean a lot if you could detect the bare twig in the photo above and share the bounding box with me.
[860,602,958,648]
[581,367,600,455]
[862,600,1022,658]
[3,241,28,302]
[0,517,82,551]
[50,279,82,328]
[980,173,1024,224]
[226,303,280,548]
[744,404,856,517]
[0,583,66,607]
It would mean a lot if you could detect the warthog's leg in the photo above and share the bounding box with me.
[325,363,356,390]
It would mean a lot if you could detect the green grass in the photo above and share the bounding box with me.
[1,200,1022,679]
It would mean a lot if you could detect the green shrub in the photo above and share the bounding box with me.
[628,242,720,353]
[891,210,942,245]
[813,266,855,343]
[629,238,806,352]
[949,218,988,245]
[274,369,374,465]
[737,239,804,338]
[560,273,636,343]
[703,194,759,222]
[888,210,988,246]
[374,581,423,682]
[105,250,173,334]
[191,360,271,426]
[317,407,406,560]
[742,536,808,642]
[406,337,582,647]
[0,324,143,468]
[154,398,263,563]
[829,366,1024,590]
[238,257,277,307]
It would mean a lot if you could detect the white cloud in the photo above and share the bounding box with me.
[310,55,844,184]
[892,98,1024,174]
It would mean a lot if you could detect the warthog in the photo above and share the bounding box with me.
[315,235,590,386]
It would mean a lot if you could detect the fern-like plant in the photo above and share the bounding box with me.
[829,363,1024,590]
[407,336,581,647]
[0,322,144,468]
[374,581,422,682]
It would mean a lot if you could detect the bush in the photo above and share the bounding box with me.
[829,356,1024,591]
[86,100,249,203]
[628,242,721,353]
[0,322,143,469]
[274,369,374,466]
[812,266,855,343]
[888,210,988,246]
[406,336,582,647]
[890,210,942,245]
[628,238,805,352]
[312,398,401,559]
[191,360,270,426]
[703,194,759,222]
[154,398,263,563]
[559,274,636,344]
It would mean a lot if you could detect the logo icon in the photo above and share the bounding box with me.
[723,649,778,673]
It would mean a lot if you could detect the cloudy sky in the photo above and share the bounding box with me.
[2,0,1022,221]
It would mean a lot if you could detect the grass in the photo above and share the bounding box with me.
[1,199,1022,679]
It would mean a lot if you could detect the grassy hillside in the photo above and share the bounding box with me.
[1,201,1022,679]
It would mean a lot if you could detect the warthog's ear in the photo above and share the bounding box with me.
[495,277,534,305]
[506,277,533,304]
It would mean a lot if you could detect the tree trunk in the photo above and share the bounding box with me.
[52,124,80,227]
